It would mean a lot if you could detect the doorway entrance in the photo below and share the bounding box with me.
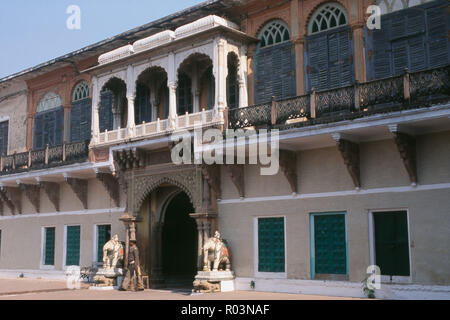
[162,192,198,287]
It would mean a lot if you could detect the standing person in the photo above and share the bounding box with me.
[120,240,145,291]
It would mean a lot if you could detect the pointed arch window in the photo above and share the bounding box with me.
[72,81,90,102]
[37,92,62,113]
[258,20,291,49]
[308,3,348,35]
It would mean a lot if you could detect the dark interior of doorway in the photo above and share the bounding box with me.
[162,192,197,288]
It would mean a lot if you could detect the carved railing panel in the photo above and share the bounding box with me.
[277,95,310,124]
[14,152,29,170]
[316,86,355,117]
[410,65,450,102]
[48,145,63,165]
[228,102,272,129]
[65,141,89,163]
[30,149,45,168]
[359,76,404,110]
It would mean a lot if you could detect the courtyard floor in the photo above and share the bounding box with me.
[0,278,363,300]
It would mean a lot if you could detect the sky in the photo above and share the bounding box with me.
[0,0,203,79]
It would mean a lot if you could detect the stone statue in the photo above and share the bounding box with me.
[102,235,123,270]
[203,231,231,272]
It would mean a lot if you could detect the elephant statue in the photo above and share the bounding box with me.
[203,231,231,272]
[102,235,123,270]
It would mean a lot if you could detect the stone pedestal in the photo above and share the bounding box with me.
[193,271,235,293]
[90,268,124,290]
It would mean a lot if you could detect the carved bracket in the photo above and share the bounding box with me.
[280,150,298,194]
[19,184,40,213]
[202,165,222,200]
[40,182,60,212]
[336,139,361,189]
[113,149,146,172]
[96,172,120,207]
[0,200,3,216]
[225,164,245,198]
[0,187,22,215]
[392,132,417,185]
[65,178,88,210]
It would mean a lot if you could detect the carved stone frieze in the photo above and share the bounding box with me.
[113,149,146,172]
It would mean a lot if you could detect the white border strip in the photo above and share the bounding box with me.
[218,183,450,205]
[0,208,125,221]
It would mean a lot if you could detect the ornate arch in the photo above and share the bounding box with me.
[98,70,127,93]
[257,19,291,48]
[174,43,215,76]
[133,57,169,87]
[72,81,90,102]
[307,2,349,35]
[133,169,203,215]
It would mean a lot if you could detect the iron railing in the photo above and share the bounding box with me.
[0,140,90,175]
[228,65,450,130]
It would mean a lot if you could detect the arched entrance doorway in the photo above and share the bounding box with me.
[162,192,198,287]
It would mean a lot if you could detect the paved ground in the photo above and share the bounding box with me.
[0,278,362,300]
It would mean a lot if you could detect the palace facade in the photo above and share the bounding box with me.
[0,0,449,299]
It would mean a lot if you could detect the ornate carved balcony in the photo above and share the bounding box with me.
[0,141,90,175]
[228,65,450,130]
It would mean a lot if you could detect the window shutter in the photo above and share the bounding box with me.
[306,33,328,91]
[54,107,64,146]
[71,98,92,143]
[33,113,45,149]
[44,227,55,266]
[66,226,80,266]
[99,90,113,133]
[70,102,81,143]
[0,121,8,155]
[97,225,111,263]
[135,84,151,125]
[426,2,449,68]
[370,16,393,80]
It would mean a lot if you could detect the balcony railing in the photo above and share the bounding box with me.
[0,140,90,175]
[227,65,450,130]
[96,109,216,145]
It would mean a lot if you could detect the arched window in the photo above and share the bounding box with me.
[72,81,90,102]
[308,3,348,35]
[37,92,62,112]
[254,20,296,103]
[70,81,92,142]
[305,2,354,91]
[34,92,64,149]
[177,73,193,115]
[258,20,290,48]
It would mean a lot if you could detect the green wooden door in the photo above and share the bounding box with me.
[374,211,410,276]
[313,214,347,275]
[258,218,285,273]
[97,225,111,262]
[66,226,80,266]
[44,227,55,266]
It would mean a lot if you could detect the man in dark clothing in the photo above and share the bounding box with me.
[120,240,145,291]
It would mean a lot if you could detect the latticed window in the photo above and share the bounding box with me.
[258,20,290,48]
[37,92,62,112]
[308,3,348,35]
[72,81,90,102]
[66,226,80,266]
[44,227,55,266]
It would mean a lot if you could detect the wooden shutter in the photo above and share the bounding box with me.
[426,1,449,68]
[0,121,8,155]
[71,98,92,142]
[44,227,55,266]
[313,214,347,275]
[367,0,449,80]
[33,113,45,149]
[99,90,113,132]
[306,26,354,91]
[374,211,410,276]
[255,42,296,103]
[258,217,285,273]
[66,226,80,266]
[135,84,151,125]
[97,225,111,263]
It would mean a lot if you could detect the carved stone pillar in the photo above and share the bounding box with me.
[352,23,367,83]
[190,213,217,271]
[91,76,100,143]
[126,65,136,131]
[168,82,177,128]
[247,44,256,106]
[239,45,249,108]
[215,38,228,121]
[294,38,306,95]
